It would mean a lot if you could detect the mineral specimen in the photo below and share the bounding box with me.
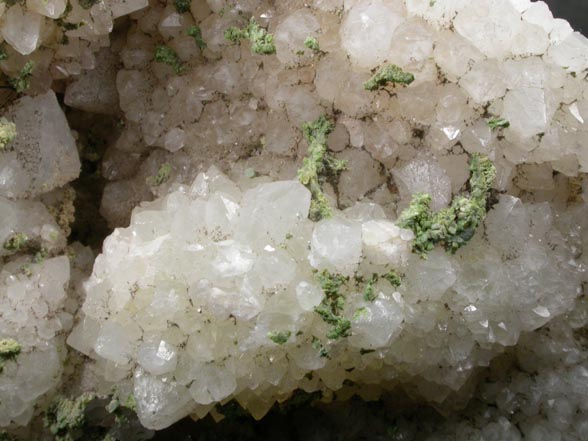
[0,0,587,439]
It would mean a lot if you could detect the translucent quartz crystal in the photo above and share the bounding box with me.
[392,155,452,211]
[1,6,42,55]
[0,197,66,258]
[27,0,67,19]
[0,91,80,199]
[64,49,120,115]
[275,9,321,65]
[340,0,406,69]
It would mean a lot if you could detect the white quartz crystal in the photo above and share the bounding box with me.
[0,91,80,199]
[1,6,42,55]
[0,257,70,426]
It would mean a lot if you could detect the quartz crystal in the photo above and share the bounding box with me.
[0,92,80,199]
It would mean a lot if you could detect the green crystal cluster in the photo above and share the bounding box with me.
[314,270,352,340]
[187,25,207,50]
[488,117,510,129]
[2,232,28,252]
[154,46,185,75]
[397,153,496,257]
[268,330,292,345]
[45,394,96,441]
[304,36,320,51]
[363,270,402,302]
[297,116,347,221]
[0,117,16,150]
[225,18,276,55]
[0,339,21,373]
[364,64,415,91]
[10,61,34,93]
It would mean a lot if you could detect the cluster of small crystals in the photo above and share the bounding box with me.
[0,0,149,87]
[70,163,586,430]
[273,299,588,441]
[88,0,588,229]
[69,166,414,429]
[0,87,90,427]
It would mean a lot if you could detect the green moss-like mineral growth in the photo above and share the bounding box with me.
[304,36,320,51]
[363,274,378,302]
[45,394,96,441]
[364,64,415,91]
[0,117,16,150]
[45,393,147,441]
[225,18,276,55]
[297,115,347,221]
[0,338,21,373]
[314,270,351,340]
[78,0,99,9]
[154,46,185,74]
[147,163,172,186]
[383,269,402,287]
[268,330,292,345]
[9,60,34,93]
[187,25,207,50]
[362,270,402,302]
[3,232,28,252]
[397,153,496,257]
[174,0,190,13]
[488,117,510,129]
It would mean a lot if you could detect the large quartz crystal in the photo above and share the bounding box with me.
[0,92,80,199]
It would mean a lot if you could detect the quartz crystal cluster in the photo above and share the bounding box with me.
[0,0,148,85]
[0,0,587,438]
[0,71,88,428]
[71,165,586,430]
[71,168,415,429]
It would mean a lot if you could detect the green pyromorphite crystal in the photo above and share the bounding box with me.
[297,115,347,221]
[488,117,510,129]
[0,117,16,150]
[174,0,191,13]
[3,232,28,252]
[268,330,292,345]
[0,338,21,373]
[314,270,352,340]
[224,18,276,55]
[187,25,207,50]
[363,270,402,302]
[10,60,34,93]
[148,163,172,186]
[397,153,496,257]
[383,269,402,287]
[364,64,415,91]
[304,36,320,51]
[45,394,96,441]
[154,46,185,74]
[363,274,378,302]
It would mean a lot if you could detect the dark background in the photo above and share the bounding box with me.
[544,0,588,34]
